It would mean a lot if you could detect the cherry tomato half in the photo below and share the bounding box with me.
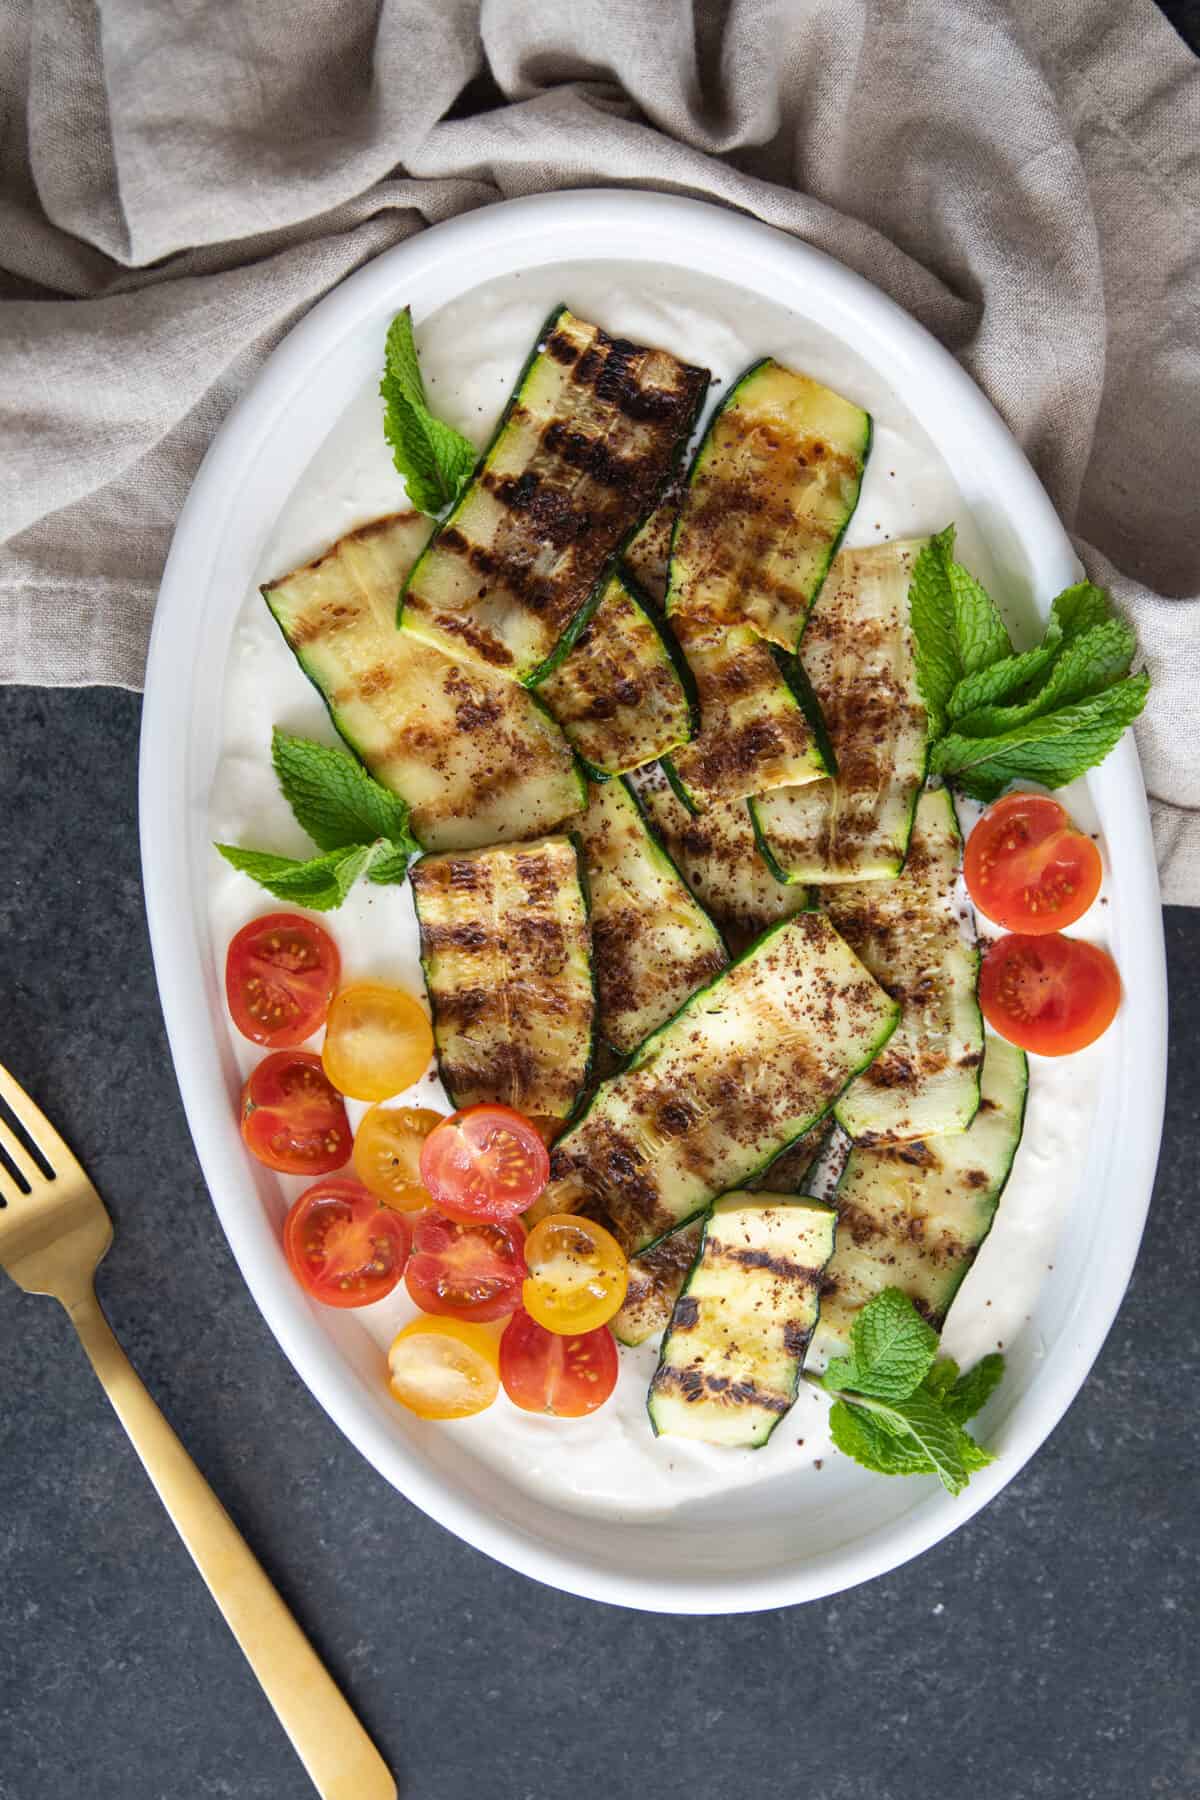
[321,982,433,1102]
[964,794,1102,935]
[241,1051,351,1175]
[405,1211,527,1323]
[419,1105,550,1224]
[979,932,1121,1056]
[353,1105,444,1210]
[283,1178,410,1308]
[499,1310,619,1417]
[387,1317,500,1420]
[225,913,341,1048]
[523,1213,629,1335]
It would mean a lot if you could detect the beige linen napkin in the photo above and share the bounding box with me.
[1,0,1196,899]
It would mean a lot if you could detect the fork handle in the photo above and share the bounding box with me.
[65,1288,396,1800]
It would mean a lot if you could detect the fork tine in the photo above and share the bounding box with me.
[0,1061,76,1182]
[0,1121,43,1193]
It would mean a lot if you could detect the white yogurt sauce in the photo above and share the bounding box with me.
[208,264,1105,1520]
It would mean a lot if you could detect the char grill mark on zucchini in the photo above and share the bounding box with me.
[667,359,871,651]
[810,1032,1028,1362]
[575,778,727,1054]
[648,1195,837,1447]
[630,762,809,945]
[262,514,585,852]
[663,617,832,810]
[538,569,698,776]
[530,911,900,1254]
[399,308,710,684]
[751,540,931,884]
[410,835,594,1118]
[829,786,984,1143]
[613,1121,829,1347]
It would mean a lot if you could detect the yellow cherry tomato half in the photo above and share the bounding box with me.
[522,1213,629,1335]
[386,1316,500,1420]
[321,982,433,1101]
[353,1104,444,1210]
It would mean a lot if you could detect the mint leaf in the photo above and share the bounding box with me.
[214,843,372,911]
[947,641,1061,720]
[829,1400,936,1476]
[931,671,1150,800]
[942,1352,1005,1425]
[365,839,414,886]
[958,1435,997,1473]
[909,528,1013,736]
[953,617,1136,738]
[1050,581,1115,640]
[948,558,1011,675]
[381,307,477,516]
[381,304,429,415]
[908,526,960,737]
[823,1286,940,1401]
[845,1389,970,1495]
[272,731,416,855]
[921,1356,961,1402]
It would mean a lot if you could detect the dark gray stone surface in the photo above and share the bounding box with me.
[1,685,1196,1800]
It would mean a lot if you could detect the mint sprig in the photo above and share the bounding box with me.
[215,733,418,911]
[381,307,477,516]
[816,1288,1002,1496]
[910,530,1149,800]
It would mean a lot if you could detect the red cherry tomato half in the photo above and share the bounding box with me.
[964,794,1102,935]
[419,1105,550,1224]
[405,1211,527,1323]
[225,913,340,1048]
[283,1178,411,1308]
[240,1050,352,1175]
[499,1310,619,1418]
[979,932,1121,1056]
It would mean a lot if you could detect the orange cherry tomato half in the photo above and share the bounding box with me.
[419,1105,550,1225]
[387,1317,500,1420]
[964,794,1102,935]
[225,913,341,1048]
[523,1213,629,1335]
[499,1310,619,1418]
[979,932,1121,1056]
[283,1178,411,1308]
[240,1050,352,1175]
[353,1105,445,1210]
[405,1211,527,1323]
[321,982,433,1102]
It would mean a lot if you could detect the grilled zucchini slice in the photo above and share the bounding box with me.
[530,911,899,1254]
[613,1122,828,1347]
[410,835,593,1118]
[667,358,871,650]
[811,1032,1028,1362]
[575,778,727,1054]
[751,539,930,883]
[630,762,809,944]
[662,616,832,810]
[622,493,678,604]
[648,1194,837,1447]
[262,514,585,852]
[400,307,709,683]
[537,569,697,777]
[829,786,984,1143]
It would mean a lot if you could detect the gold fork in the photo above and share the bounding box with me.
[0,1059,396,1800]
